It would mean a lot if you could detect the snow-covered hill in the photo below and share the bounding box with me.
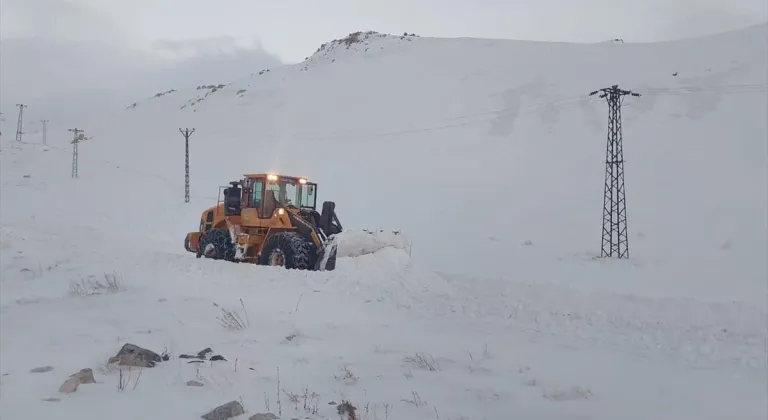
[88,26,768,291]
[0,25,766,420]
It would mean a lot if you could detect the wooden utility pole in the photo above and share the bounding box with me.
[179,128,195,202]
[41,119,49,145]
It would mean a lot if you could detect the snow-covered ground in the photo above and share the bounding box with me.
[1,25,766,420]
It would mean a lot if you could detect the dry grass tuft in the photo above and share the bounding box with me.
[68,272,125,296]
[403,352,440,371]
[214,298,250,330]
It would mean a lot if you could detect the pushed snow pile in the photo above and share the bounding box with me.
[335,229,411,258]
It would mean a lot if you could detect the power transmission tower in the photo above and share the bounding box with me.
[179,128,195,203]
[589,85,640,259]
[68,128,87,179]
[41,119,49,145]
[15,104,27,142]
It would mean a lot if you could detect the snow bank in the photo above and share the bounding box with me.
[335,228,411,258]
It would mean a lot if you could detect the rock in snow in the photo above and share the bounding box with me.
[201,400,245,420]
[58,368,96,393]
[108,343,164,368]
[249,414,279,420]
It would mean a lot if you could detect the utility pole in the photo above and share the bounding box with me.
[589,85,640,259]
[41,119,49,145]
[68,128,86,179]
[179,128,195,203]
[15,104,27,142]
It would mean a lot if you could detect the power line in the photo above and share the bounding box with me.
[639,83,768,95]
[278,82,767,146]
[41,119,49,145]
[179,128,195,203]
[6,80,757,184]
[15,104,27,142]
[589,85,640,259]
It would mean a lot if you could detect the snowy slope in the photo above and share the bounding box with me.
[81,27,768,300]
[1,26,767,420]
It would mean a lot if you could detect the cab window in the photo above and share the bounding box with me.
[301,184,317,209]
[266,179,299,206]
[249,179,264,209]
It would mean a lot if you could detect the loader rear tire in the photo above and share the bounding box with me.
[196,228,235,261]
[259,232,316,270]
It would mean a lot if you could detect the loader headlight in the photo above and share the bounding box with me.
[299,178,307,184]
[267,173,278,182]
[277,208,285,216]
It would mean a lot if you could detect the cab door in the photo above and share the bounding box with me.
[241,177,267,226]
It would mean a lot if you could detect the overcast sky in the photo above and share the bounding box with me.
[0,0,766,117]
[2,0,766,63]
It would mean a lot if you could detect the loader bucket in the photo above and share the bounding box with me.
[315,235,339,271]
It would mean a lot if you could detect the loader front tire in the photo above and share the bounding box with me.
[259,231,316,270]
[196,228,235,261]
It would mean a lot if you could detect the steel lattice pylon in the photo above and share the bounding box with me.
[589,85,640,259]
[15,104,26,142]
[68,128,85,179]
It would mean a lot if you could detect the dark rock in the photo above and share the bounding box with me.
[180,354,203,359]
[249,414,279,420]
[110,343,163,368]
[181,347,217,360]
[201,400,245,420]
[187,380,204,387]
[30,366,54,373]
[209,355,226,361]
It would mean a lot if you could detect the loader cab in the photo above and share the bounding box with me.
[242,173,317,219]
